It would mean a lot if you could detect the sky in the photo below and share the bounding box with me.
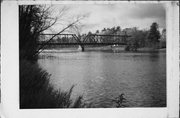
[51,3,166,34]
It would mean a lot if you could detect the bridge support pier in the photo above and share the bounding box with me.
[81,45,85,52]
[78,45,85,52]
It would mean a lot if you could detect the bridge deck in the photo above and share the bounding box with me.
[40,33,131,37]
[38,42,127,45]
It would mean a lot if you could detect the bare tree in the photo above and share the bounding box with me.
[67,13,90,43]
[19,5,86,61]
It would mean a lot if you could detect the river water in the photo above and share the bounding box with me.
[38,49,166,108]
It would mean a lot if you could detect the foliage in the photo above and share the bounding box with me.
[93,26,122,43]
[85,23,162,51]
[19,5,88,108]
[159,29,166,48]
[19,5,84,61]
[19,5,55,61]
[147,22,160,46]
[161,29,166,41]
[126,29,149,51]
[20,60,84,108]
[122,28,148,51]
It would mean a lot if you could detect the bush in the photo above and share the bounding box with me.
[20,60,84,108]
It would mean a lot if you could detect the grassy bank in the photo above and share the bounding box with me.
[20,60,84,108]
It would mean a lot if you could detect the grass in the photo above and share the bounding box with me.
[20,60,84,108]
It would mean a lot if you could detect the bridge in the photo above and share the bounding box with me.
[38,33,131,51]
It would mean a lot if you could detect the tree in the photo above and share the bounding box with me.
[19,5,44,61]
[159,29,166,48]
[125,28,149,51]
[102,28,106,32]
[116,26,121,32]
[161,29,166,41]
[87,31,93,43]
[147,22,160,47]
[19,5,85,61]
[96,30,99,34]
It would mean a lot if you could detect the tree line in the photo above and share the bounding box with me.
[85,23,165,51]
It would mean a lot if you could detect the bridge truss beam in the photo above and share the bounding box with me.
[39,33,131,45]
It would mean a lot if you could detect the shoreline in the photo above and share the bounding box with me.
[40,46,166,53]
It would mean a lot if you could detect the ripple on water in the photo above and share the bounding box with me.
[38,51,166,107]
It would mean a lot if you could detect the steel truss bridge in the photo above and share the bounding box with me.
[38,33,131,46]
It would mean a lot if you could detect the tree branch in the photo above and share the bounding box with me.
[35,17,84,55]
[38,17,58,33]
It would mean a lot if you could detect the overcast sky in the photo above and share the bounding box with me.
[51,3,166,34]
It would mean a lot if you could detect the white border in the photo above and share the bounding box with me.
[0,1,179,118]
[166,2,179,118]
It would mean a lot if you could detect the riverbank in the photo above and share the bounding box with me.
[41,46,166,53]
[20,60,85,108]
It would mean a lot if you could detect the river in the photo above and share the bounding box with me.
[38,49,166,108]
